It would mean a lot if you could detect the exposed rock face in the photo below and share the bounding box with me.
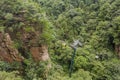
[0,32,23,63]
[0,27,49,63]
[115,45,120,58]
[17,28,50,62]
[5,28,50,63]
[30,45,50,61]
[0,28,51,69]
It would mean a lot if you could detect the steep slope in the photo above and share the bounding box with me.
[0,0,54,62]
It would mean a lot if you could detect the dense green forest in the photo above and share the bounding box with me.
[0,0,120,80]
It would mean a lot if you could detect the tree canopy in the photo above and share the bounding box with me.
[0,0,120,80]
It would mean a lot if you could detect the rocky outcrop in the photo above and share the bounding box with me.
[0,32,23,63]
[0,28,50,68]
[17,28,50,62]
[115,45,120,58]
[1,32,50,63]
[30,45,50,61]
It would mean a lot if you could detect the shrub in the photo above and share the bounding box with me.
[0,71,22,80]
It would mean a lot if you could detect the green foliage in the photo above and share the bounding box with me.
[0,0,120,80]
[91,61,106,80]
[24,27,35,33]
[0,0,55,45]
[0,26,5,32]
[0,61,22,79]
[0,61,21,71]
[22,59,49,80]
[102,59,120,80]
[39,18,56,44]
[0,71,22,80]
[46,0,120,79]
[71,69,92,80]
[50,40,72,65]
[4,13,13,20]
[47,63,92,80]
[0,61,11,71]
[75,56,88,68]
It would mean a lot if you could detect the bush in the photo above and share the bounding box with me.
[0,71,22,80]
[22,59,49,80]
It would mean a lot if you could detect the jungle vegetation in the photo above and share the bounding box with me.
[0,0,120,80]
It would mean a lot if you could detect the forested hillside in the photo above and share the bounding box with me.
[0,0,120,80]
